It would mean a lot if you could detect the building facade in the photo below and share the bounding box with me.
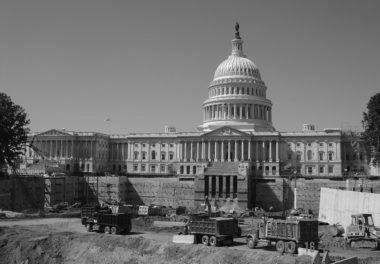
[20,26,378,209]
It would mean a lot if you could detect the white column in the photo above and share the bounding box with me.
[228,141,231,162]
[214,141,218,162]
[241,140,244,161]
[239,104,243,119]
[50,140,53,158]
[269,140,272,162]
[248,139,251,160]
[246,104,249,119]
[208,141,211,161]
[184,142,187,162]
[256,141,259,162]
[234,140,238,161]
[234,104,237,119]
[60,140,63,158]
[276,141,279,162]
[66,140,69,158]
[202,141,205,160]
[262,141,266,162]
[221,141,225,162]
[190,142,194,161]
[71,140,74,158]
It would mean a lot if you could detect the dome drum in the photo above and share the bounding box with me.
[199,26,275,133]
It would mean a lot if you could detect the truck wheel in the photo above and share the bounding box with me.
[86,224,92,232]
[247,238,256,249]
[276,240,285,253]
[124,223,132,234]
[201,235,209,246]
[209,236,217,247]
[104,226,111,234]
[111,226,118,235]
[285,241,296,254]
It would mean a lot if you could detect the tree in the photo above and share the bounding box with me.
[0,93,30,174]
[362,93,380,167]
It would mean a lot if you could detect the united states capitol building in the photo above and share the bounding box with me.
[21,25,379,208]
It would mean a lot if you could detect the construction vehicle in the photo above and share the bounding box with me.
[346,214,380,249]
[182,217,239,246]
[81,206,132,235]
[246,218,319,254]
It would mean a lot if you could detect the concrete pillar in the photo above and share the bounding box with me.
[234,104,237,119]
[227,104,230,119]
[71,140,74,158]
[246,104,249,119]
[50,140,52,158]
[239,104,243,119]
[60,140,63,158]
[256,141,259,162]
[234,140,238,161]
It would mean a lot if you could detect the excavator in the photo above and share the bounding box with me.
[346,214,380,249]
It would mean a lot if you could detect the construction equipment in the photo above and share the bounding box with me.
[182,217,239,246]
[346,214,380,249]
[246,218,319,254]
[81,206,132,235]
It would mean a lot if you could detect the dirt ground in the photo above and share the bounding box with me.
[0,218,380,264]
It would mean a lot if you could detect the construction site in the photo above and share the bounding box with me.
[0,172,380,264]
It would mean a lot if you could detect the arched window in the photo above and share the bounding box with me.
[319,151,325,161]
[142,151,147,160]
[81,163,85,171]
[307,150,313,161]
[193,166,196,174]
[169,151,174,160]
[296,151,302,161]
[151,150,156,160]
[272,166,276,175]
[186,166,190,174]
[134,151,139,160]
[180,165,184,174]
[161,152,166,160]
[328,152,333,161]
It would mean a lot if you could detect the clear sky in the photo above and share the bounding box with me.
[1,0,379,134]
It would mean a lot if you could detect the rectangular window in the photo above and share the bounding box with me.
[170,143,174,148]
[319,143,324,147]
[162,143,165,147]
[328,143,333,147]
[233,176,238,197]
[151,165,156,173]
[319,166,324,173]
[328,166,333,173]
[296,143,300,147]
[307,167,313,174]
[161,153,165,160]
[308,143,311,146]
[134,143,138,147]
[169,153,174,160]
[142,143,146,147]
[160,164,165,172]
[141,164,146,172]
[133,164,138,172]
[152,144,156,147]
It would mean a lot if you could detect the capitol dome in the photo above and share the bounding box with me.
[213,55,261,80]
[199,23,275,133]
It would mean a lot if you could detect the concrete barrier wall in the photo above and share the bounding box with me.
[319,188,380,229]
[125,178,195,208]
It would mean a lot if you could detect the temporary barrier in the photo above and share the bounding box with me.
[319,188,380,230]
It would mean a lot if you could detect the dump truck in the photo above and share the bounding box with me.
[183,217,239,246]
[81,207,132,235]
[246,218,319,254]
[346,214,380,249]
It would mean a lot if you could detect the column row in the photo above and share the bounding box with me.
[204,103,272,122]
[180,140,279,163]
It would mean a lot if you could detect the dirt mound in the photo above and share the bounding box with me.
[0,226,301,264]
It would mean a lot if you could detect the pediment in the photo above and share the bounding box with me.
[203,126,249,137]
[37,129,72,137]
